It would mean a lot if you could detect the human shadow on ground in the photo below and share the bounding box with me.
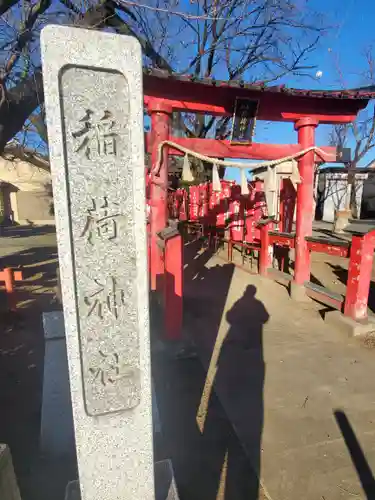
[215,283,268,489]
[334,410,375,499]
[153,251,268,499]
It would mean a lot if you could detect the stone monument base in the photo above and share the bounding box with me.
[40,311,75,458]
[0,444,22,500]
[65,459,180,500]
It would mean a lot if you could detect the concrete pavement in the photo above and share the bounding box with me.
[184,250,375,500]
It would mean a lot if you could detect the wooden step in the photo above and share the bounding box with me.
[304,281,344,309]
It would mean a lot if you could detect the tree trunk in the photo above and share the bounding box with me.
[346,163,358,218]
[0,72,44,154]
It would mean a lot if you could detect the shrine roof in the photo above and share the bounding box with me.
[144,68,375,100]
[143,69,375,124]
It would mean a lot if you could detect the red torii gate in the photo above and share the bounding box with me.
[144,70,375,338]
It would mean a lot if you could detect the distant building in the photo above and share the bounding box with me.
[0,152,54,225]
[315,167,372,222]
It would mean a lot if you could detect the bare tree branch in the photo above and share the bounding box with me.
[0,70,44,153]
[0,0,18,16]
[330,46,375,215]
[0,0,327,157]
[4,0,51,79]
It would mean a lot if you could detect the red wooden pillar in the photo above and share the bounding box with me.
[344,233,375,321]
[148,99,172,291]
[0,267,22,311]
[259,221,273,276]
[165,234,183,339]
[280,178,295,234]
[4,268,16,311]
[293,117,318,290]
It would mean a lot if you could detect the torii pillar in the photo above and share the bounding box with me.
[148,99,172,292]
[290,117,318,300]
[148,100,183,340]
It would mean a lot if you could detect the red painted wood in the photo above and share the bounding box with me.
[269,234,295,248]
[279,179,296,233]
[13,271,23,281]
[2,268,14,293]
[1,268,17,311]
[259,223,272,276]
[305,287,344,310]
[145,135,340,162]
[164,234,183,340]
[306,240,350,258]
[0,270,23,281]
[144,75,366,124]
[293,118,318,286]
[344,233,375,321]
[149,104,172,291]
[281,112,356,124]
[228,185,244,242]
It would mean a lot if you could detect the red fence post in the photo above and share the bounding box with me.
[280,178,296,234]
[344,233,374,321]
[292,117,318,298]
[259,222,271,277]
[148,99,172,292]
[4,268,16,311]
[164,233,183,340]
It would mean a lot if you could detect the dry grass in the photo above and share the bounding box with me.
[362,332,375,349]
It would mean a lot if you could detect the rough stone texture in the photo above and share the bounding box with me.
[0,445,22,500]
[325,309,375,337]
[40,311,75,458]
[65,460,180,500]
[41,26,153,500]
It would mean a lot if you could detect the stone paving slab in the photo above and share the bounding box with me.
[184,254,375,500]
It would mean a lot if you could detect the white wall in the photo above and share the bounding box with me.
[321,173,367,223]
[0,156,54,225]
[0,156,50,191]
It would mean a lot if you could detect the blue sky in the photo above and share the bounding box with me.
[4,0,375,171]
[225,0,375,181]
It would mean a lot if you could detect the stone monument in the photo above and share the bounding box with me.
[40,311,75,458]
[0,445,21,500]
[41,26,154,500]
